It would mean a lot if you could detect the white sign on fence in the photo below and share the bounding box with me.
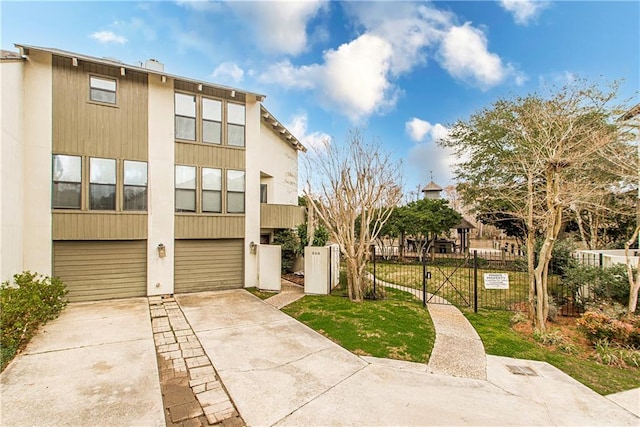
[483,273,509,289]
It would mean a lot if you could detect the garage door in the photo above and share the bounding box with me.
[53,240,147,302]
[174,239,244,293]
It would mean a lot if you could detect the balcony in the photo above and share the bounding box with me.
[260,203,306,229]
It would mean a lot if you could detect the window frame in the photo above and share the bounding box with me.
[175,165,197,213]
[89,75,117,105]
[52,154,82,210]
[123,160,148,211]
[226,169,246,214]
[89,157,117,211]
[175,92,197,141]
[201,167,222,213]
[227,102,246,147]
[202,97,222,145]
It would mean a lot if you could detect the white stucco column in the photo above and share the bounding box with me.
[0,59,24,282]
[147,74,175,295]
[22,51,52,276]
[244,97,261,287]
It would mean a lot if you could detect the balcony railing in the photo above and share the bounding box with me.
[260,203,305,229]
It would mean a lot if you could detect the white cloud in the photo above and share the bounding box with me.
[211,62,244,84]
[286,112,332,153]
[227,0,327,56]
[260,34,397,122]
[405,118,449,143]
[90,31,127,45]
[538,71,577,87]
[437,23,520,90]
[499,0,549,25]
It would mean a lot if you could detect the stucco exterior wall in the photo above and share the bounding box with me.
[244,98,261,287]
[0,59,24,282]
[22,51,53,276]
[147,74,175,295]
[259,122,299,206]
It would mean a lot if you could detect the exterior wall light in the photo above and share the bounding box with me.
[249,241,257,255]
[157,243,166,258]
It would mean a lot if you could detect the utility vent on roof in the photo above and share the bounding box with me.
[144,58,164,72]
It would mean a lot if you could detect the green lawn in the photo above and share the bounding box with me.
[245,287,278,300]
[465,310,640,395]
[282,287,435,363]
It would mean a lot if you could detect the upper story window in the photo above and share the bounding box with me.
[90,157,116,210]
[175,165,196,212]
[202,98,222,144]
[260,184,268,204]
[124,160,148,211]
[52,155,82,209]
[227,170,245,213]
[227,103,245,147]
[89,76,117,104]
[175,93,196,141]
[202,168,222,213]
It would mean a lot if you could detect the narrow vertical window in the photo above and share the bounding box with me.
[124,160,148,211]
[52,155,82,209]
[227,170,245,213]
[227,103,245,147]
[175,165,196,212]
[260,184,267,203]
[175,93,196,140]
[89,76,116,104]
[202,168,222,213]
[90,157,116,210]
[202,98,222,144]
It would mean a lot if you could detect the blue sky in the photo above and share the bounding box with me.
[2,1,638,196]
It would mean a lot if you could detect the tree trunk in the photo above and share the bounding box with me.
[625,224,640,315]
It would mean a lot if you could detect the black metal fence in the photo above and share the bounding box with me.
[369,246,585,316]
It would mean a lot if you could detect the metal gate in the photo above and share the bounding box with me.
[425,252,475,308]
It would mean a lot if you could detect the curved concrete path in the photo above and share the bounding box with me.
[369,275,487,379]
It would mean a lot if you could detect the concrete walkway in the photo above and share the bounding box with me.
[177,290,639,426]
[263,279,304,309]
[370,275,487,379]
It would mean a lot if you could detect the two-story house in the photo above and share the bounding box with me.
[0,44,305,301]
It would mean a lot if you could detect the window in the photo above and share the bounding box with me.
[175,165,196,212]
[202,98,222,144]
[90,76,116,104]
[90,157,116,210]
[124,161,147,211]
[175,93,196,140]
[202,168,222,213]
[227,103,245,147]
[260,184,267,204]
[52,155,81,209]
[227,170,245,213]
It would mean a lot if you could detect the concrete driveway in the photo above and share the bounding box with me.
[0,298,164,427]
[177,290,639,426]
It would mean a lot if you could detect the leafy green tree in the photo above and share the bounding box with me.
[440,80,633,330]
[400,199,461,258]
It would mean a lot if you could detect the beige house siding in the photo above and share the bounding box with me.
[260,204,305,229]
[52,55,148,160]
[175,215,245,239]
[175,143,245,169]
[53,212,147,240]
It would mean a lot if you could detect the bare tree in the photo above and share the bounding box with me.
[303,130,402,302]
[442,80,632,330]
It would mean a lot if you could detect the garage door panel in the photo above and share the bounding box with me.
[53,241,147,302]
[174,239,243,293]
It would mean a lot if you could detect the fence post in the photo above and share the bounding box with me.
[422,248,427,307]
[599,252,603,268]
[473,250,478,313]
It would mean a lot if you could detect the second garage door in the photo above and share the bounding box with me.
[174,239,244,293]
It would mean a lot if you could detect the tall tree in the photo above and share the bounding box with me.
[440,80,633,330]
[303,130,402,302]
[401,199,461,259]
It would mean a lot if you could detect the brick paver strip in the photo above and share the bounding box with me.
[149,295,244,426]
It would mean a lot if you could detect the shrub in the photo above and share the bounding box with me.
[1,272,67,370]
[577,311,639,348]
[533,329,577,354]
[273,229,301,273]
[563,264,630,309]
[297,223,329,249]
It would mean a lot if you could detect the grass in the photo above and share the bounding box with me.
[282,287,435,363]
[245,287,278,300]
[465,309,640,395]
